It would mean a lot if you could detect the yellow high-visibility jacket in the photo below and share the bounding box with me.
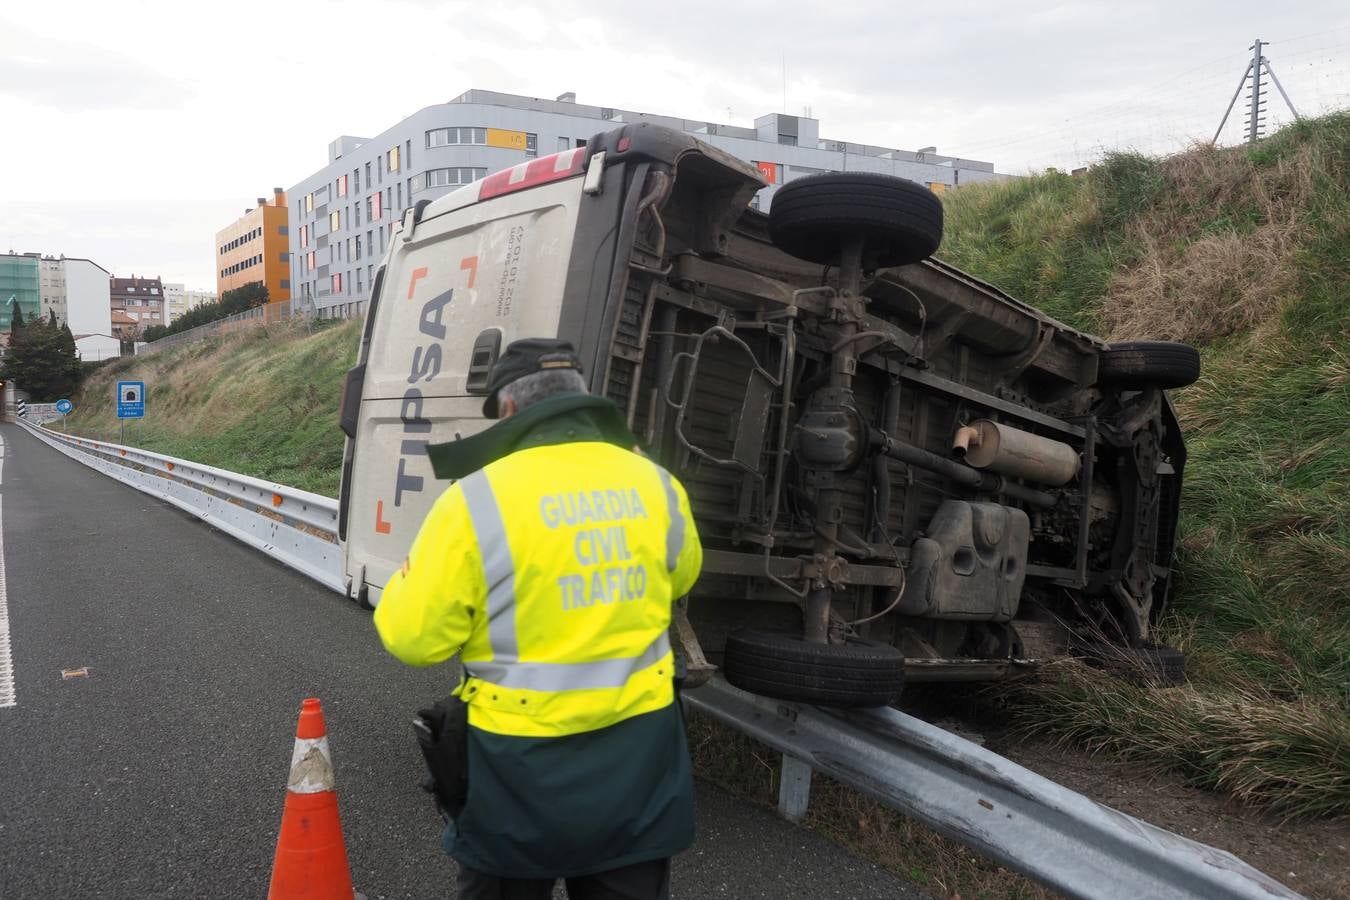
[374,433,702,878]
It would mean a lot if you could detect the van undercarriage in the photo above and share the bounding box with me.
[576,128,1193,701]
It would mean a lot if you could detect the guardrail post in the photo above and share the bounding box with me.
[777,754,812,822]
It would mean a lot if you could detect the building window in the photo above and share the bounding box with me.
[558,137,571,152]
[332,273,342,293]
[337,174,348,197]
[525,133,537,157]
[300,225,309,247]
[405,139,411,170]
[368,192,382,221]
[411,167,488,192]
[305,193,314,212]
[354,202,361,227]
[356,269,363,293]
[426,126,488,147]
[777,134,797,146]
[279,252,290,262]
[396,182,402,212]
[281,279,291,290]
[347,238,353,260]
[387,146,400,173]
[355,235,362,259]
[279,224,289,235]
[330,210,341,230]
[307,251,316,271]
[353,168,360,193]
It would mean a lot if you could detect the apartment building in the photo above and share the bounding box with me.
[214,188,291,305]
[0,252,43,330]
[38,255,114,336]
[0,251,118,359]
[109,275,166,339]
[288,89,1006,318]
[163,283,218,323]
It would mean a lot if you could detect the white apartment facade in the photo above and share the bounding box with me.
[288,89,1007,318]
[163,283,218,323]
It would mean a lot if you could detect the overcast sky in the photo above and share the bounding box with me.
[2,1,1347,290]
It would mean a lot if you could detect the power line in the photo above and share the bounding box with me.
[949,54,1242,156]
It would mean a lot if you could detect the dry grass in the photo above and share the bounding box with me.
[1103,144,1316,343]
[940,113,1350,821]
[687,713,1056,899]
[1006,660,1350,819]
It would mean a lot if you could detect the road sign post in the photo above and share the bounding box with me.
[116,381,144,444]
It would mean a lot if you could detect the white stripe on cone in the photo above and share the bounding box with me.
[287,735,336,794]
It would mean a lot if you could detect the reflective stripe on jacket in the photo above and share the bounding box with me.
[374,440,703,738]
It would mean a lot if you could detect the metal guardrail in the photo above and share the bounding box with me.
[18,420,1303,900]
[684,678,1301,900]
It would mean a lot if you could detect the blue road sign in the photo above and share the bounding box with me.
[117,381,145,419]
[55,399,72,415]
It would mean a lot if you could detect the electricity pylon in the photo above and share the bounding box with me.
[1212,38,1301,145]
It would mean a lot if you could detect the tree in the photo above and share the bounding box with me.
[10,302,24,333]
[143,280,269,344]
[3,313,83,400]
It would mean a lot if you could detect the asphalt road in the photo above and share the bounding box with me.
[0,423,923,899]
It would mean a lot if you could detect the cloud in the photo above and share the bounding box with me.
[0,18,192,110]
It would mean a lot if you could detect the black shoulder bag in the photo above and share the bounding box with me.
[412,695,469,822]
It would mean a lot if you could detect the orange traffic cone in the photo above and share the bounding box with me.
[268,698,355,899]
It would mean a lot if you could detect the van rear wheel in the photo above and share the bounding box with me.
[1098,341,1200,390]
[767,173,944,268]
[722,628,905,708]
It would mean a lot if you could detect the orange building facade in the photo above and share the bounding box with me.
[215,188,291,304]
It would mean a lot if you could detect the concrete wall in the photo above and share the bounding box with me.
[75,334,121,361]
[65,258,113,337]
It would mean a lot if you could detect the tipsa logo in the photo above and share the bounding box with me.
[373,256,478,535]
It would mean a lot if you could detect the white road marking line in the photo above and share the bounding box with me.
[0,495,14,709]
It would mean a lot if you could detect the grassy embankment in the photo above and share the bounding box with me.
[64,318,359,496]
[61,114,1348,894]
[938,113,1349,821]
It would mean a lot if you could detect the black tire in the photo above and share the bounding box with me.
[1098,341,1200,390]
[1080,641,1187,686]
[768,173,943,268]
[722,628,905,708]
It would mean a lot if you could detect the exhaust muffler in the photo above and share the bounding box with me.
[952,419,1080,486]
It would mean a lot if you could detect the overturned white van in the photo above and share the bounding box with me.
[338,124,1197,706]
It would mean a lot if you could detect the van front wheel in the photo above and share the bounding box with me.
[722,628,905,708]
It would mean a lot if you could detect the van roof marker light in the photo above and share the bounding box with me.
[478,147,588,201]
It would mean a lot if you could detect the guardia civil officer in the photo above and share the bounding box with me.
[374,338,702,900]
